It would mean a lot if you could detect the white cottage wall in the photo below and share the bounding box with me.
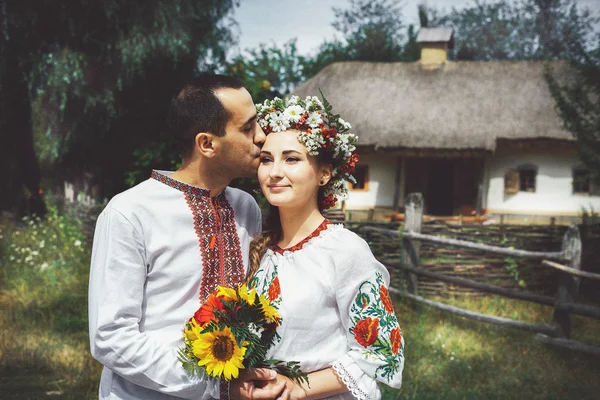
[345,153,397,209]
[484,148,600,214]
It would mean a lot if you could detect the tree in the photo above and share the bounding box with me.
[546,36,600,183]
[0,0,238,214]
[225,40,307,104]
[332,0,406,62]
[301,39,351,79]
[302,0,416,77]
[429,0,598,61]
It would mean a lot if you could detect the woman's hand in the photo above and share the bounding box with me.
[275,367,348,400]
[275,373,308,400]
[230,368,289,400]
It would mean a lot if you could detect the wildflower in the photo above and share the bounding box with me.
[74,240,82,247]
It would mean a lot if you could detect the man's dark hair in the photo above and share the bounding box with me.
[167,74,244,159]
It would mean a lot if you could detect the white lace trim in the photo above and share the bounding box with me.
[331,360,373,400]
[265,223,343,259]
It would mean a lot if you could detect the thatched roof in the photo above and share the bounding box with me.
[292,61,574,151]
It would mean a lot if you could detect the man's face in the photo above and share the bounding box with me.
[214,87,266,179]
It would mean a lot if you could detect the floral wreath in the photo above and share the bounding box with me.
[256,92,359,210]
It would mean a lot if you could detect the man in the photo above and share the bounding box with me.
[88,75,286,400]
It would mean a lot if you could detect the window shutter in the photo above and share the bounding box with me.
[504,169,519,194]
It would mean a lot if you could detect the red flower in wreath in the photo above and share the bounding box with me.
[380,285,394,314]
[390,327,402,354]
[194,293,225,327]
[353,317,379,348]
[268,277,281,301]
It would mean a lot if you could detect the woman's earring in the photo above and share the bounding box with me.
[319,180,325,186]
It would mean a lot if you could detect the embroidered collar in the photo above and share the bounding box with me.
[151,170,224,198]
[273,219,332,255]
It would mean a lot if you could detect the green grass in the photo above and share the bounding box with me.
[1,210,599,399]
[0,209,102,399]
[384,296,600,400]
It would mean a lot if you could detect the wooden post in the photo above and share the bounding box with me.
[403,193,423,295]
[552,225,582,338]
[367,208,375,222]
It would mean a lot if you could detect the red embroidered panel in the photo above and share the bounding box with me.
[273,219,331,255]
[152,171,245,302]
[185,192,245,302]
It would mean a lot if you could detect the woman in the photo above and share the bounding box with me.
[247,95,404,400]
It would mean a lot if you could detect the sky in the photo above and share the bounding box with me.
[231,0,600,56]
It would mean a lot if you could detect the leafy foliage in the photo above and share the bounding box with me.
[332,0,405,62]
[1,0,239,210]
[546,35,600,183]
[429,0,598,61]
[225,40,307,104]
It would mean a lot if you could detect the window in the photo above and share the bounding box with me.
[519,169,536,192]
[573,168,591,194]
[504,164,537,193]
[350,165,369,191]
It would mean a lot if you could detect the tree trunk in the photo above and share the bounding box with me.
[0,38,46,216]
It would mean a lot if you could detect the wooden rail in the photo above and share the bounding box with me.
[363,226,567,260]
[373,192,600,357]
[390,288,559,336]
[384,260,600,320]
[542,260,600,281]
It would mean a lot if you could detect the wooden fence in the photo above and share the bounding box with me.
[360,193,600,357]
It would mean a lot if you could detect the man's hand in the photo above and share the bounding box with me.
[230,368,290,400]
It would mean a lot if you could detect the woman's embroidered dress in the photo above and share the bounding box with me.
[249,220,404,400]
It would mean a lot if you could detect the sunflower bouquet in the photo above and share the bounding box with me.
[178,283,307,384]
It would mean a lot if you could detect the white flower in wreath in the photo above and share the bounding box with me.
[284,105,305,123]
[270,113,291,132]
[338,118,352,130]
[307,96,323,109]
[324,178,349,201]
[287,96,299,106]
[258,118,270,128]
[298,131,324,156]
[306,112,323,128]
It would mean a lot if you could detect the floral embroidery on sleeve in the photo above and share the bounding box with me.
[349,272,404,381]
[249,260,282,344]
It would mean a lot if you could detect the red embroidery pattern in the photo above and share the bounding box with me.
[273,219,332,255]
[219,380,230,400]
[268,276,281,301]
[152,171,245,302]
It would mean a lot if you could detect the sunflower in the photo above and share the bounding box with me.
[217,286,238,302]
[192,326,247,380]
[259,294,281,324]
[184,318,203,342]
[238,284,257,305]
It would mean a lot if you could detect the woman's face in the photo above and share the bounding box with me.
[258,130,330,210]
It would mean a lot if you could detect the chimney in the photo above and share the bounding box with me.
[416,27,454,71]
